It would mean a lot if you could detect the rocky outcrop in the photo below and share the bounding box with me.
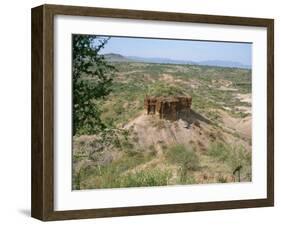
[144,95,192,121]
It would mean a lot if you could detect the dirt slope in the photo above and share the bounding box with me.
[123,109,251,154]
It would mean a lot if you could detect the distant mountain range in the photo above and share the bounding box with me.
[103,53,251,69]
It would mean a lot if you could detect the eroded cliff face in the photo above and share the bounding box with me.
[144,96,192,121]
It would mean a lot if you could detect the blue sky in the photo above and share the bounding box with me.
[99,36,252,66]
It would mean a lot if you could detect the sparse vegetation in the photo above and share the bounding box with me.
[165,144,199,171]
[164,144,200,184]
[207,142,251,181]
[73,151,155,189]
[121,169,172,187]
[147,82,185,96]
[73,59,252,189]
[207,142,230,162]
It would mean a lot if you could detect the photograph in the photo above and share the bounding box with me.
[72,34,252,190]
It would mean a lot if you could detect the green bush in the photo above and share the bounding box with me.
[207,142,251,168]
[207,142,252,181]
[165,144,199,171]
[75,151,155,189]
[207,142,230,162]
[163,144,199,184]
[228,146,251,174]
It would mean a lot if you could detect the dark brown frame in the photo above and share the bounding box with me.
[31,4,274,221]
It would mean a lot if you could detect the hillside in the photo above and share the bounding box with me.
[73,61,252,189]
[104,53,131,62]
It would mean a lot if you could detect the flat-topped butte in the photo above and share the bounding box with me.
[144,95,192,121]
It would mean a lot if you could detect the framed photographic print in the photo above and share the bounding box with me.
[31,4,274,221]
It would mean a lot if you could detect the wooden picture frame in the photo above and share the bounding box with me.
[31,4,274,221]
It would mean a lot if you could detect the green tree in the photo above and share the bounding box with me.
[72,35,115,135]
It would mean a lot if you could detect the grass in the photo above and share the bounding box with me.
[207,142,252,181]
[178,167,196,184]
[121,169,172,187]
[207,142,230,162]
[164,144,199,184]
[96,62,251,128]
[164,144,199,171]
[74,151,156,189]
[73,61,252,188]
[147,82,186,96]
[75,164,172,189]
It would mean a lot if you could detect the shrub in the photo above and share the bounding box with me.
[75,151,156,189]
[165,144,199,171]
[207,142,229,162]
[228,146,251,181]
[207,142,252,182]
